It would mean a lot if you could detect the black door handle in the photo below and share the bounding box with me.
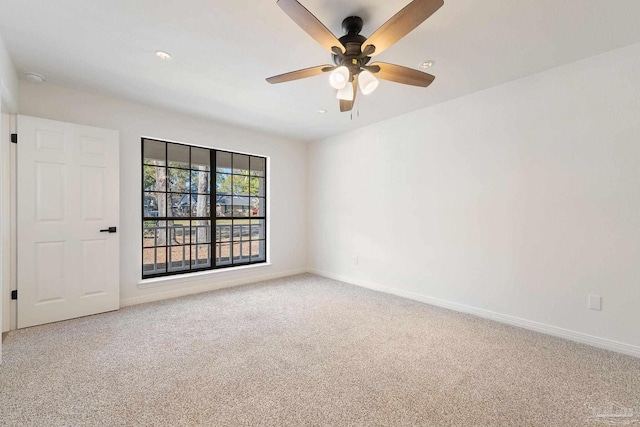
[100,227,117,233]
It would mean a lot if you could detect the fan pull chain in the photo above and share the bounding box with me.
[350,103,360,121]
[350,96,359,120]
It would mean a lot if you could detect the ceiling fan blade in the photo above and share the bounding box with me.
[277,0,345,54]
[266,65,333,84]
[364,0,444,57]
[339,76,358,112]
[370,62,435,87]
[339,97,353,112]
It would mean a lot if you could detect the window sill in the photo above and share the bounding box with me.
[137,262,272,288]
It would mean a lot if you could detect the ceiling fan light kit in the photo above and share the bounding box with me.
[266,0,443,112]
[336,83,354,101]
[358,70,379,95]
[329,66,350,89]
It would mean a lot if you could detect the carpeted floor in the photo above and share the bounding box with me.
[1,274,639,426]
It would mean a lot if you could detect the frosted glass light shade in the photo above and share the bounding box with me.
[336,83,354,101]
[329,66,349,90]
[358,70,379,95]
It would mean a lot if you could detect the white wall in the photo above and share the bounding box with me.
[308,42,640,353]
[18,82,307,306]
[0,31,17,111]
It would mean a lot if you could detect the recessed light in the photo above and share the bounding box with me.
[155,51,172,61]
[24,72,46,84]
[419,60,434,69]
[317,109,327,114]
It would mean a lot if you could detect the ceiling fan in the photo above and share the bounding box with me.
[266,0,444,112]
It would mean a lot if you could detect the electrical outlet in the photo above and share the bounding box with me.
[588,295,602,311]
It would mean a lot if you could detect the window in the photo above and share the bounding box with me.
[142,138,267,278]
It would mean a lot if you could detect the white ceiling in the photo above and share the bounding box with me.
[1,1,640,142]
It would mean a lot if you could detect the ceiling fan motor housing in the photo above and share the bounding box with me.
[333,16,371,73]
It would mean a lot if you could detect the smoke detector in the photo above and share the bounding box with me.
[24,72,46,84]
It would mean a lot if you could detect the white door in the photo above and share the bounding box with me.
[17,115,119,328]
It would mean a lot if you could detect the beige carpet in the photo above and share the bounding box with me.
[1,274,639,426]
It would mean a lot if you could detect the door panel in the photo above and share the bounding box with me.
[17,115,119,328]
[36,129,65,152]
[80,239,108,295]
[81,166,105,220]
[36,162,66,221]
[35,241,66,302]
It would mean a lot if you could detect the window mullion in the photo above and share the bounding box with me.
[211,148,216,270]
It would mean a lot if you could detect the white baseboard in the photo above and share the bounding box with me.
[308,269,640,359]
[120,268,307,307]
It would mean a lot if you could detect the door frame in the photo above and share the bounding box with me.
[0,98,18,364]
[1,112,18,335]
[1,64,19,364]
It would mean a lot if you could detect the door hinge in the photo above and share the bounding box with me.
[10,133,17,144]
[11,290,17,300]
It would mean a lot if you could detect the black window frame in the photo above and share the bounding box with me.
[141,137,267,279]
